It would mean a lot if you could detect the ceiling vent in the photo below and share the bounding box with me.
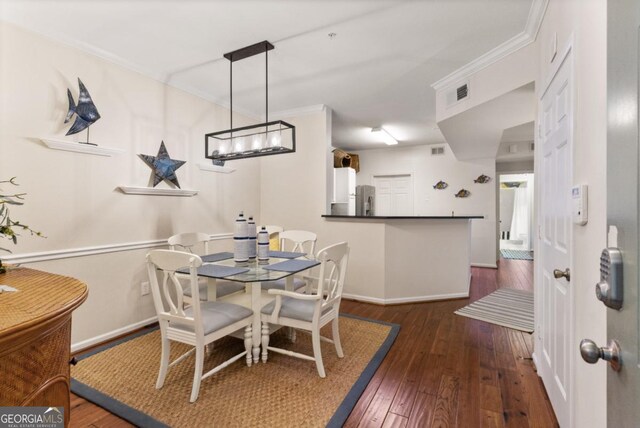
[445,82,470,107]
[456,84,468,101]
[431,146,445,156]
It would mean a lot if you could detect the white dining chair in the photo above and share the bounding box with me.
[260,241,349,378]
[146,250,253,402]
[261,230,317,293]
[168,232,245,301]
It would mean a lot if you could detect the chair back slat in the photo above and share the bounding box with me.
[315,242,349,306]
[280,230,317,256]
[168,232,210,254]
[325,264,340,302]
[147,250,203,323]
[160,271,188,317]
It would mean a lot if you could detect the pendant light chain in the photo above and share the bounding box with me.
[230,59,233,140]
[265,45,268,124]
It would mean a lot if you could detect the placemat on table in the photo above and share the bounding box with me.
[263,259,319,272]
[267,250,307,259]
[177,264,249,278]
[201,252,234,263]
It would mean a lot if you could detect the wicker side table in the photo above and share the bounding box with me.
[0,267,88,426]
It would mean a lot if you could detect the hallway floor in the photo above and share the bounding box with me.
[70,259,558,427]
[341,259,557,427]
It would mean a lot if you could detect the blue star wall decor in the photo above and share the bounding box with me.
[138,141,186,188]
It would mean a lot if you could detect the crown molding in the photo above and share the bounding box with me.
[524,0,549,37]
[7,22,260,121]
[431,0,548,92]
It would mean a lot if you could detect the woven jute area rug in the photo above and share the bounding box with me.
[71,315,399,428]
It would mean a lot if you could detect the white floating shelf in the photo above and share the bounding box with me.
[118,186,198,197]
[41,138,125,157]
[198,163,236,174]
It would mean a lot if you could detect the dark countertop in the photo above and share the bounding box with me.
[322,215,484,220]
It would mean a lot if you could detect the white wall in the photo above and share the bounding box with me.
[496,140,535,160]
[0,22,261,344]
[352,145,497,267]
[496,159,534,174]
[535,1,608,426]
[499,189,515,233]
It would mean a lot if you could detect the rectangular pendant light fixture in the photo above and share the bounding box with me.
[371,127,398,145]
[205,41,296,161]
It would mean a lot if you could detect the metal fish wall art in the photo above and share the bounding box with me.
[65,78,101,145]
[455,189,471,198]
[474,174,491,184]
[433,180,448,190]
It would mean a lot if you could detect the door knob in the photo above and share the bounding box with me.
[579,339,621,371]
[553,268,571,281]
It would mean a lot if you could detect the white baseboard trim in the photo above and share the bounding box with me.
[342,291,469,305]
[2,233,233,264]
[71,316,158,353]
[342,293,387,305]
[472,263,498,269]
[531,351,542,377]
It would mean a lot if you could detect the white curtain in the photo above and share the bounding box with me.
[510,187,529,245]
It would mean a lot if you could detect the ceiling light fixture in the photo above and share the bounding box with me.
[371,127,398,145]
[205,41,295,162]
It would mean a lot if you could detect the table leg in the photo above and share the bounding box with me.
[251,282,261,363]
[285,277,296,343]
[206,279,218,354]
[284,276,294,293]
[207,278,217,301]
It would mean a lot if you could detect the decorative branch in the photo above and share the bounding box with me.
[0,178,45,268]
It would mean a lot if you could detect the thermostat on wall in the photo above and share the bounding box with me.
[571,184,588,225]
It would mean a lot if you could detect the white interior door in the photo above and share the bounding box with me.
[373,174,413,216]
[537,47,573,427]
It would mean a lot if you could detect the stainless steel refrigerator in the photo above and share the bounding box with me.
[356,185,375,216]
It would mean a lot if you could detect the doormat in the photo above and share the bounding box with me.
[455,288,534,333]
[500,249,534,260]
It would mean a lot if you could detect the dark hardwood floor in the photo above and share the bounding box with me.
[69,258,558,427]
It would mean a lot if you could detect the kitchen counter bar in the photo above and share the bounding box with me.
[322,215,478,303]
[322,215,484,220]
